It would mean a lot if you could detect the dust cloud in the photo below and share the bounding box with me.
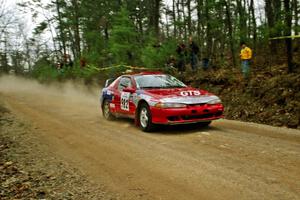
[0,75,101,105]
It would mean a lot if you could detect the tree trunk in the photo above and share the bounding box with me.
[55,0,66,57]
[284,0,293,73]
[196,0,203,43]
[236,0,247,42]
[1,34,9,73]
[154,0,161,37]
[172,0,177,37]
[205,0,212,59]
[293,0,299,35]
[148,0,161,37]
[136,1,144,36]
[187,0,192,37]
[224,0,236,68]
[176,1,182,39]
[265,0,277,54]
[249,0,257,52]
[181,0,187,40]
[71,0,81,58]
[273,0,282,24]
[68,29,76,60]
[25,41,32,71]
[165,6,170,38]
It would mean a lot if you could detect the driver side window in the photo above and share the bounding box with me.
[118,77,132,91]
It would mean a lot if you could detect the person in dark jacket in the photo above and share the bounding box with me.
[176,42,186,72]
[189,37,199,71]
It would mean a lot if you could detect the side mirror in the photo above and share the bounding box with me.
[123,87,136,93]
[104,78,115,87]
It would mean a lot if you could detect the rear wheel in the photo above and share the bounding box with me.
[102,99,114,120]
[138,103,155,132]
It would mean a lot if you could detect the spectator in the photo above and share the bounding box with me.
[80,57,86,68]
[166,55,176,68]
[56,62,63,70]
[189,37,199,71]
[176,42,186,72]
[239,42,252,79]
[202,57,209,70]
[68,59,74,67]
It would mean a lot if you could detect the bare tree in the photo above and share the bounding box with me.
[0,0,19,73]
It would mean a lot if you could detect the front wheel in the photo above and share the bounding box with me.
[138,103,155,132]
[102,99,114,120]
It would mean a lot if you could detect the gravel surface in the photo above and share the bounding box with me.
[1,76,299,200]
[0,103,118,200]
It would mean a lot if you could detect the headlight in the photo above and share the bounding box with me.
[155,102,187,108]
[207,99,222,105]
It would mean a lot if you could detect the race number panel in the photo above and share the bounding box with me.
[121,92,130,111]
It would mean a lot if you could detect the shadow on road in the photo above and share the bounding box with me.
[109,117,220,135]
[153,123,220,135]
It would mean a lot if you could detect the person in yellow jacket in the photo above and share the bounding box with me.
[240,42,252,79]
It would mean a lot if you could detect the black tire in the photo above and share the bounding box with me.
[102,99,114,120]
[138,103,155,132]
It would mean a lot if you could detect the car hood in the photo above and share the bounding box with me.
[142,87,220,104]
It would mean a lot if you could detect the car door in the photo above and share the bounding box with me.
[115,76,135,116]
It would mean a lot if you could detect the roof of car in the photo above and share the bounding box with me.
[126,71,164,76]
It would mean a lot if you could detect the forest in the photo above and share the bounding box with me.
[0,0,299,77]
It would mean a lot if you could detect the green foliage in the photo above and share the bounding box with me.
[31,61,101,82]
[31,57,60,82]
[270,21,286,37]
[257,24,269,42]
[81,31,108,66]
[141,39,177,68]
[33,22,48,35]
[109,7,140,66]
[15,0,299,81]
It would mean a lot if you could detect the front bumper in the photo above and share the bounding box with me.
[150,103,224,125]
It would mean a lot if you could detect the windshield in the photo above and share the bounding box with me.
[134,74,187,89]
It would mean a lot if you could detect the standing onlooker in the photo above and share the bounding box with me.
[166,55,176,68]
[56,62,62,70]
[176,42,186,72]
[189,37,199,71]
[240,42,252,79]
[80,57,86,68]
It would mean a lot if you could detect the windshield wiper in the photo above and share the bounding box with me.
[141,85,186,89]
[161,85,187,88]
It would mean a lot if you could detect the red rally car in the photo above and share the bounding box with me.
[100,72,224,132]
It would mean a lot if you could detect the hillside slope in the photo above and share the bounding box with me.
[185,65,300,129]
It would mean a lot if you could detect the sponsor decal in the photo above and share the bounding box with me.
[121,92,130,111]
[180,90,201,96]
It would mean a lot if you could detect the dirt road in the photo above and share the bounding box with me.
[1,76,299,200]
